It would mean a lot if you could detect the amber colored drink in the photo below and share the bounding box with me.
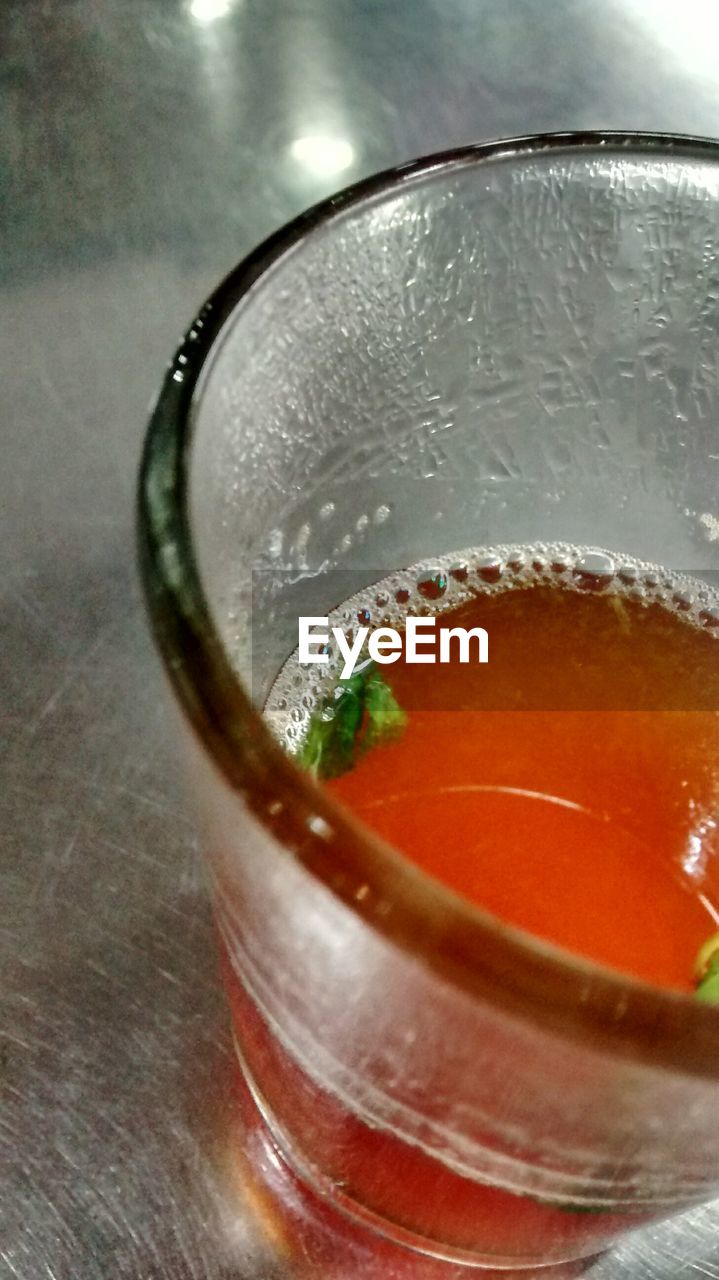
[222,957,655,1265]
[233,549,719,1265]
[330,579,719,991]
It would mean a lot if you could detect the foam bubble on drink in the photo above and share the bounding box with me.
[264,543,719,752]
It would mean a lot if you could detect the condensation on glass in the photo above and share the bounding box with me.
[141,137,719,1269]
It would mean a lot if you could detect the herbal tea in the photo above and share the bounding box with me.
[268,544,719,995]
[242,544,719,1261]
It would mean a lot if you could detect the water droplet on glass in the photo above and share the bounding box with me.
[450,562,468,582]
[417,571,448,600]
[573,552,615,591]
[307,814,332,839]
[477,556,503,584]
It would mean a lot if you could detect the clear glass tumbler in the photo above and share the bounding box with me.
[139,133,719,1270]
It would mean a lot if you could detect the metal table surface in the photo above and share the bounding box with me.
[3,2,719,1276]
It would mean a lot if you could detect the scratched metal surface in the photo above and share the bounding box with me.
[3,2,719,1276]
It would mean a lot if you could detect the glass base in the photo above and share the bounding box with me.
[231,1032,601,1277]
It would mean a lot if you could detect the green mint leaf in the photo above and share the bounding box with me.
[296,674,365,780]
[696,956,719,1005]
[296,662,406,780]
[694,933,719,1004]
[362,671,407,750]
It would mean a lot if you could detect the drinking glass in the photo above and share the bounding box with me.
[139,132,719,1269]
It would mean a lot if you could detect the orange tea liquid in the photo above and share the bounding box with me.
[329,570,719,991]
[226,546,719,1264]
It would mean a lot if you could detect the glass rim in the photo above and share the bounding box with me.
[138,130,719,1079]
